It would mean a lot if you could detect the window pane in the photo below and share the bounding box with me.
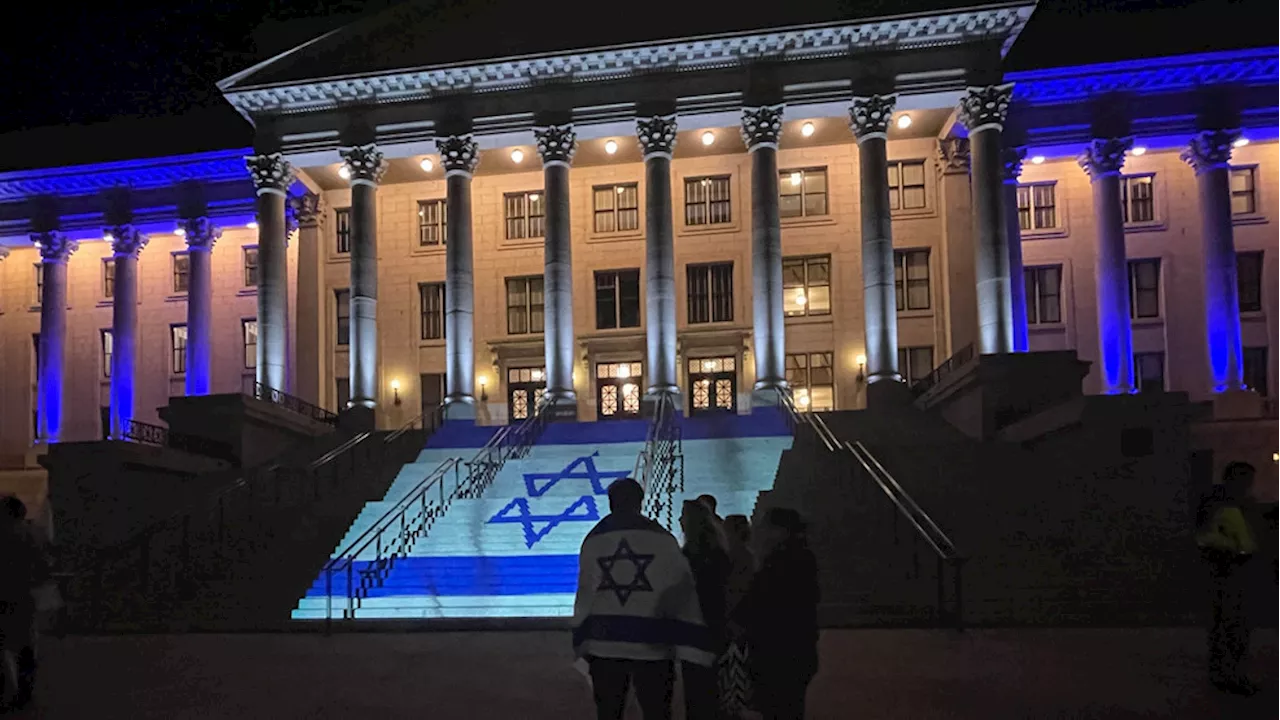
[807,285,831,315]
[243,320,258,369]
[1039,266,1062,323]
[888,187,900,211]
[782,260,805,288]
[595,273,617,330]
[784,287,807,317]
[804,170,827,195]
[886,164,899,187]
[901,162,924,186]
[335,289,350,346]
[618,270,641,328]
[804,192,827,216]
[1237,251,1263,312]
[1243,346,1269,396]
[780,194,803,218]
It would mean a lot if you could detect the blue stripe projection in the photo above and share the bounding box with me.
[309,555,580,597]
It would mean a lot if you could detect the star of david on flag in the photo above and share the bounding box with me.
[488,495,601,549]
[522,452,629,497]
[596,538,655,606]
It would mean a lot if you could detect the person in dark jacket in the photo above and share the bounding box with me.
[679,499,730,719]
[736,507,819,720]
[0,496,49,711]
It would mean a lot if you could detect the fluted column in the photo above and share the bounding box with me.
[959,84,1016,354]
[534,125,578,416]
[34,233,77,443]
[638,115,679,398]
[742,105,788,399]
[1183,129,1245,393]
[1079,137,1135,394]
[104,227,146,438]
[1002,147,1030,352]
[245,153,295,392]
[181,217,220,396]
[340,144,387,413]
[437,135,480,419]
[850,95,902,391]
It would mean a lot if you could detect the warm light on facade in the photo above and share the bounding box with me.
[1130,146,1146,156]
[420,158,434,172]
[338,166,351,180]
[528,193,540,203]
[247,221,258,229]
[1031,155,1045,164]
[896,114,912,129]
[604,139,618,155]
[790,172,802,186]
[855,354,867,367]
[1233,137,1249,148]
[801,122,815,137]
[701,131,715,146]
[174,226,186,236]
[510,149,525,163]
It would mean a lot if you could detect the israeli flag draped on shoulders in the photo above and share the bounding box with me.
[572,512,715,667]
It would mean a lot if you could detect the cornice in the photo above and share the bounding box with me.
[222,5,1034,117]
[0,149,253,202]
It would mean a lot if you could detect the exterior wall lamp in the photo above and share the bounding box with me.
[855,354,867,383]
[391,378,402,406]
[478,375,489,402]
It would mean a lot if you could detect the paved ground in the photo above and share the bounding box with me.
[13,628,1277,718]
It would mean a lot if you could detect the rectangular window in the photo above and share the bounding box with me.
[1017,182,1058,230]
[779,168,829,218]
[593,183,640,233]
[34,264,43,305]
[101,329,113,378]
[887,160,926,211]
[1133,352,1166,393]
[504,191,545,240]
[1237,251,1263,313]
[684,176,732,226]
[419,282,446,340]
[505,276,545,335]
[894,250,931,311]
[335,289,350,346]
[785,352,835,411]
[1128,259,1161,319]
[897,346,936,386]
[336,378,351,411]
[1024,265,1063,324]
[171,324,188,375]
[242,319,257,369]
[243,247,259,287]
[418,199,447,246]
[782,256,831,317]
[687,262,734,324]
[1243,346,1269,397]
[172,252,190,293]
[103,259,115,298]
[1120,174,1156,224]
[595,269,641,330]
[1230,166,1257,215]
[335,208,351,253]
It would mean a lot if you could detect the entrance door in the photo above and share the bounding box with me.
[688,356,737,415]
[507,366,546,423]
[596,361,643,420]
[420,373,445,421]
[100,405,111,440]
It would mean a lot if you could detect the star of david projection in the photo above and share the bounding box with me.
[596,538,655,606]
[487,495,600,548]
[522,452,630,497]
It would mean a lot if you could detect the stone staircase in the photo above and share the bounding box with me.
[294,412,792,621]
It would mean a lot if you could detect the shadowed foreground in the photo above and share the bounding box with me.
[22,628,1277,718]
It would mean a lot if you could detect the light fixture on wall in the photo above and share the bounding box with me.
[511,149,525,163]
[1030,155,1045,165]
[420,157,435,172]
[790,171,802,187]
[1233,137,1249,148]
[604,139,619,155]
[896,114,912,130]
[174,226,186,237]
[801,121,815,137]
[528,193,540,203]
[338,166,351,180]
[391,378,402,406]
[478,375,489,402]
[701,130,715,146]
[1130,146,1147,156]
[247,221,259,230]
[856,353,867,383]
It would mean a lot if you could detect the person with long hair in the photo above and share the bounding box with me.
[735,507,819,720]
[720,514,755,717]
[679,499,730,719]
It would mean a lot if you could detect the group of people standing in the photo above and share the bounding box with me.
[572,478,818,720]
[0,495,52,712]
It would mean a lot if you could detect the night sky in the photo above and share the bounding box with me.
[0,0,1270,169]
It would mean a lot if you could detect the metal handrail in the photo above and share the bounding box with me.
[460,397,553,499]
[634,393,683,530]
[774,387,839,452]
[123,418,236,462]
[911,343,975,397]
[845,441,959,561]
[253,382,339,425]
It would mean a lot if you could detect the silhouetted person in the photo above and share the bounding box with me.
[573,479,714,720]
[696,494,719,517]
[679,500,730,720]
[721,514,755,717]
[1196,462,1259,695]
[0,496,48,711]
[736,508,819,720]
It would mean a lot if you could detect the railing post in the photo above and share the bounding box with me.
[953,559,966,632]
[937,555,946,625]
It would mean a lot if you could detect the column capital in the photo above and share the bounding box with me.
[936,137,971,176]
[740,105,784,151]
[106,226,149,258]
[534,124,577,166]
[636,115,678,158]
[957,84,1014,133]
[1001,146,1028,183]
[340,143,387,185]
[436,135,481,175]
[290,193,322,228]
[1181,129,1240,175]
[1077,137,1133,179]
[181,216,222,251]
[33,232,77,262]
[849,94,898,143]
[245,153,296,196]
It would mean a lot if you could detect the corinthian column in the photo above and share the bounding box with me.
[850,95,902,393]
[34,233,77,442]
[1079,137,1135,394]
[245,153,295,393]
[106,227,147,438]
[637,115,680,399]
[437,135,480,419]
[958,84,1016,355]
[181,217,220,396]
[1183,129,1245,393]
[1002,146,1029,352]
[340,144,387,415]
[534,124,578,417]
[741,105,787,401]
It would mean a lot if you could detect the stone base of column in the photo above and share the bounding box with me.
[1211,388,1264,420]
[443,396,477,421]
[338,405,376,433]
[866,379,913,408]
[641,388,680,418]
[751,380,788,408]
[545,392,578,422]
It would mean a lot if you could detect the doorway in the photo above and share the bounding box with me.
[687,356,737,415]
[507,366,546,422]
[596,361,643,420]
[420,373,445,421]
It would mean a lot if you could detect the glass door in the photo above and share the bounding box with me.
[596,361,643,420]
[507,366,546,422]
[687,356,736,415]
